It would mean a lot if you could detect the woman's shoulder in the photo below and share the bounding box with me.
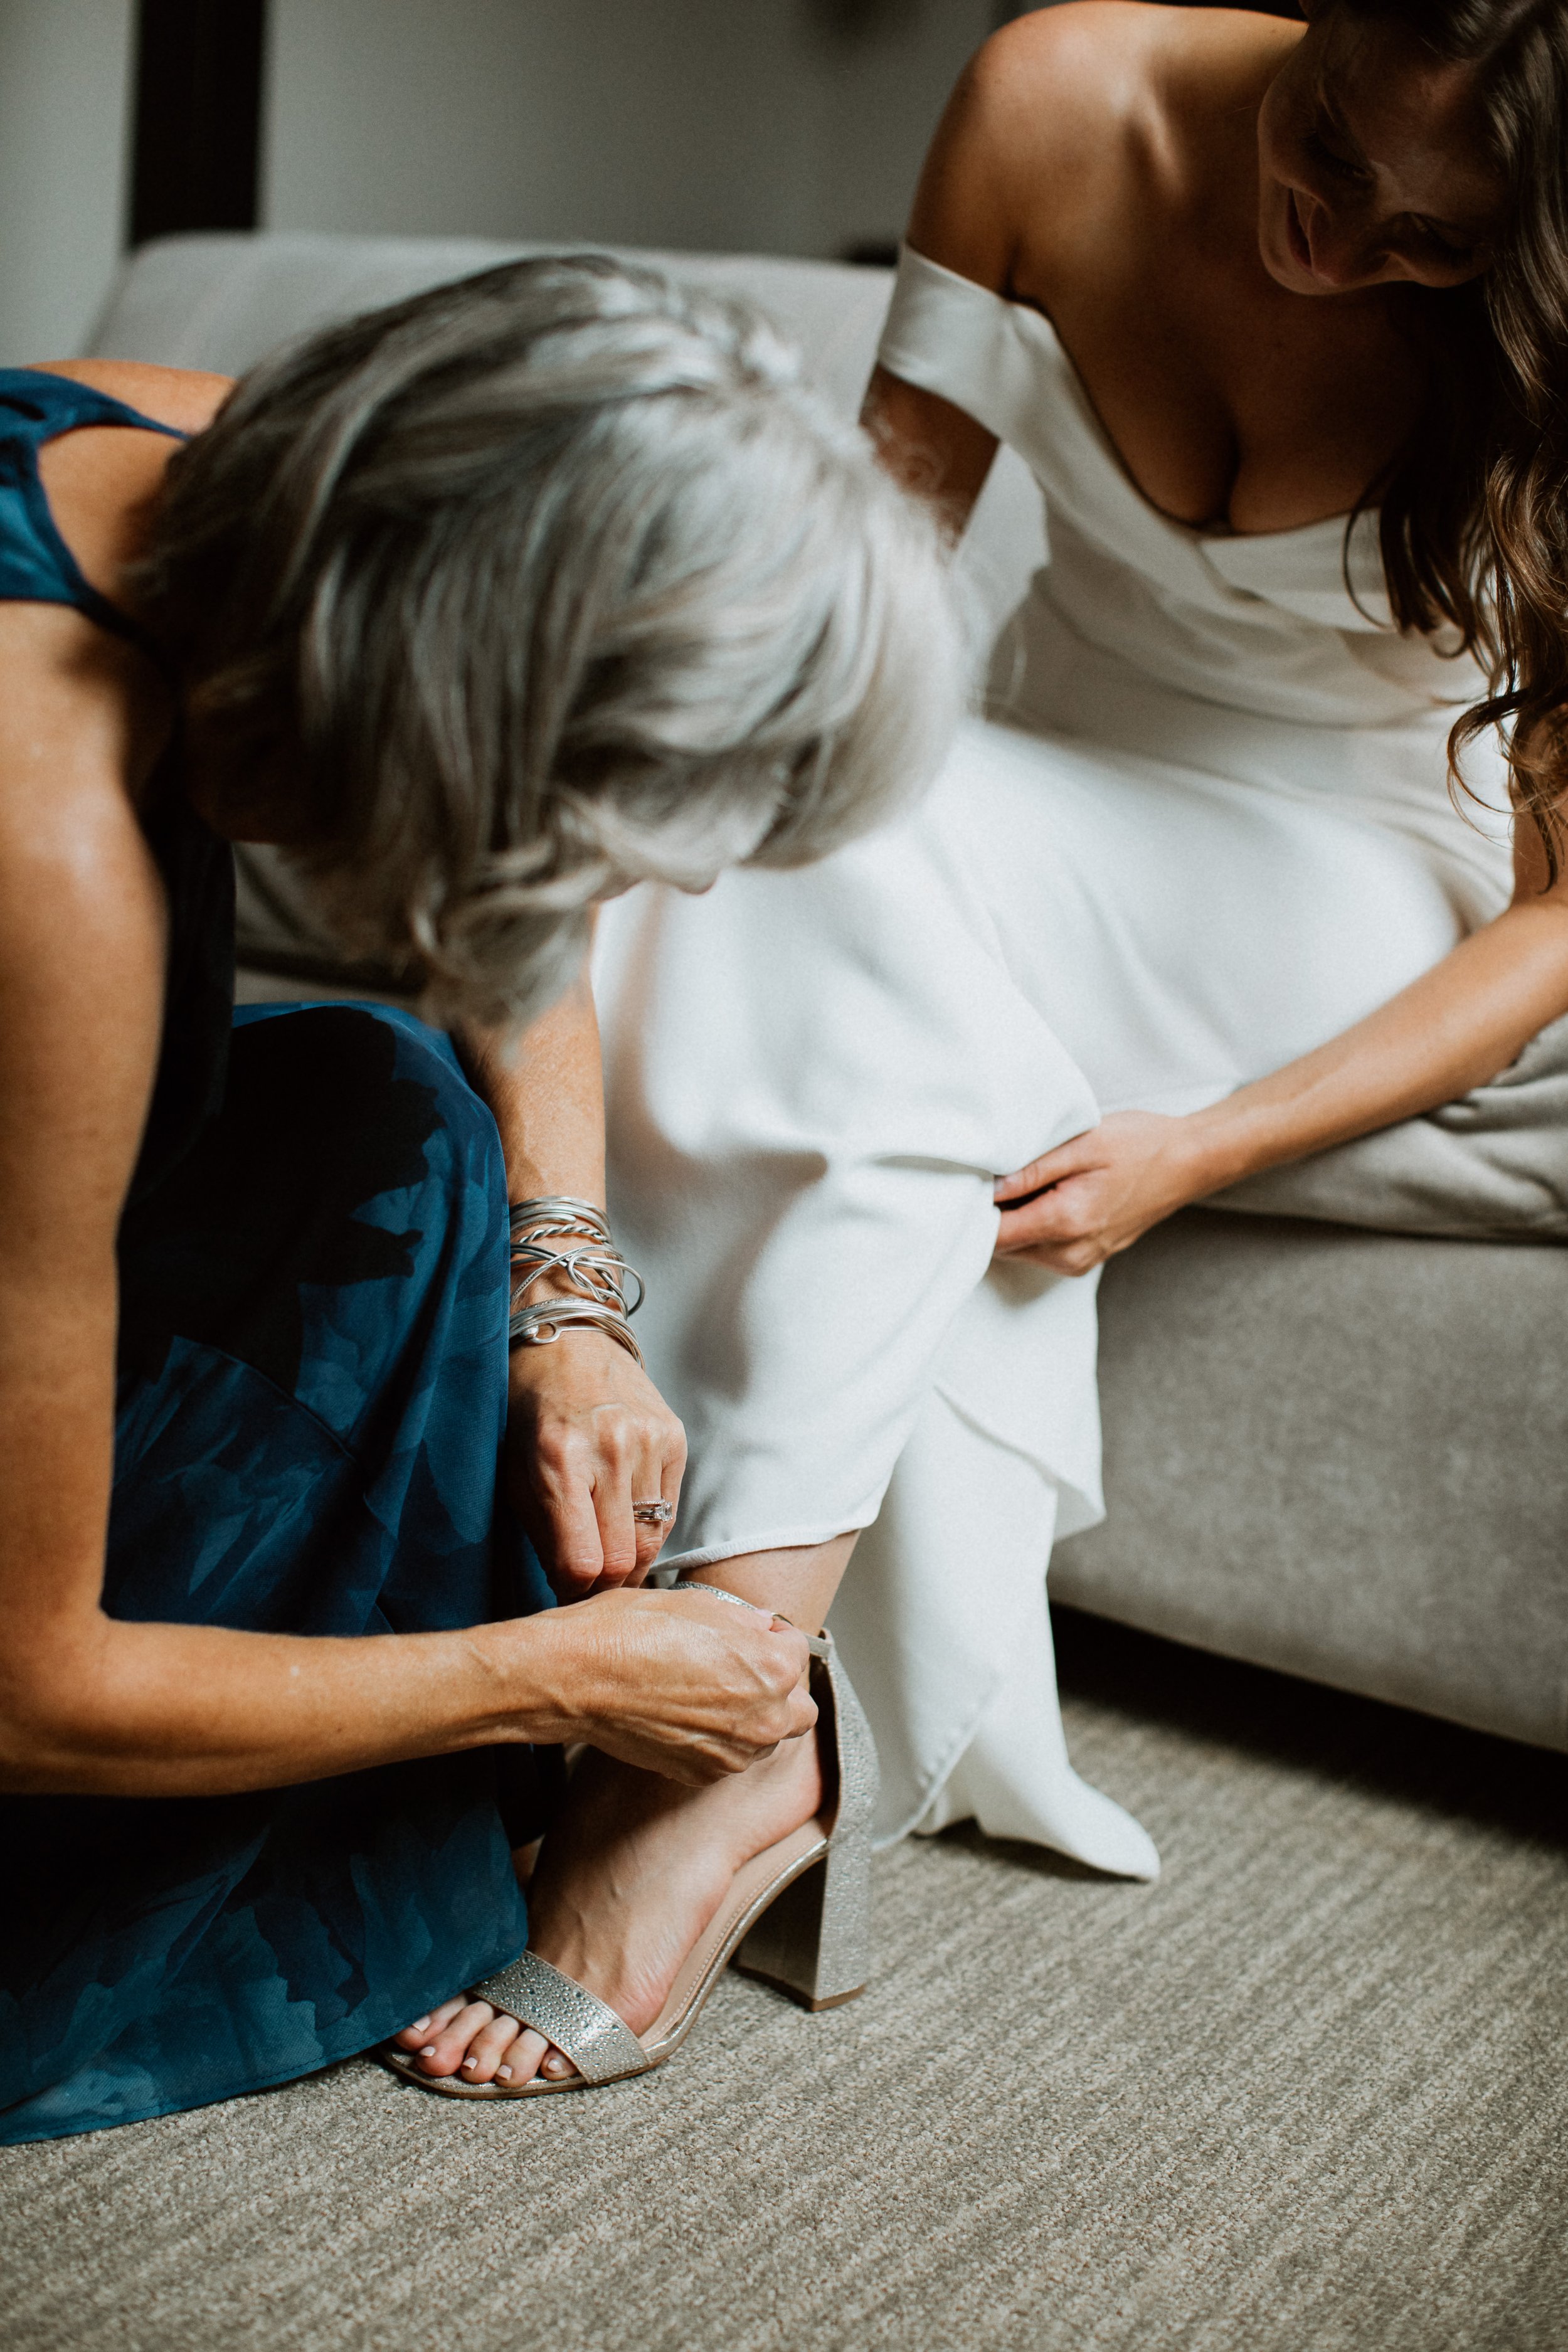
[0,366,206,871]
[22,359,231,438]
[24,365,230,621]
[968,1,1292,134]
[905,6,1166,290]
[909,4,1294,294]
[980,0,1179,109]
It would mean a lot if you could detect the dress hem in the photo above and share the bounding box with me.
[659,1513,878,1573]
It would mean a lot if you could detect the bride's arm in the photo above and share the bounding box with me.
[861,368,997,541]
[862,6,1138,532]
[997,824,1568,1271]
[859,12,1069,531]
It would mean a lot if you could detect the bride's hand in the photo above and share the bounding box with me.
[522,1586,817,1783]
[993,1110,1207,1273]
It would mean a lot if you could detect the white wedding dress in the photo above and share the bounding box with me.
[593,246,1514,1878]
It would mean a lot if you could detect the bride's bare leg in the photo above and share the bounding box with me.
[681,1539,854,1636]
[393,1532,859,2084]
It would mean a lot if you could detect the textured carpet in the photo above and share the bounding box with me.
[4,1612,1564,2352]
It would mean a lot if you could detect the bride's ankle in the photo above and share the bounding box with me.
[672,1531,857,1646]
[750,1724,824,1806]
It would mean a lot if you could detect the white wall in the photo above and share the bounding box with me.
[262,0,995,258]
[0,0,134,363]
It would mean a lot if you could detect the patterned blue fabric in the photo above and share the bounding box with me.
[0,1008,538,2144]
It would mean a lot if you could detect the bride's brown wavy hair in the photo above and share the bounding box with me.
[1329,0,1568,872]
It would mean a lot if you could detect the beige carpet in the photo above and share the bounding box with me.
[3,1612,1564,2352]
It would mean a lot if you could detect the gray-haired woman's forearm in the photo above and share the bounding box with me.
[0,1588,813,1798]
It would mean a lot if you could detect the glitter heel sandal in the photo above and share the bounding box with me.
[379,1597,876,2098]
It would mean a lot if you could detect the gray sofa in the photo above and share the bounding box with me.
[89,231,1568,1758]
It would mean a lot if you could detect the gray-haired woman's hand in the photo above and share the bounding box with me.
[516,1584,817,1783]
[505,1330,687,1598]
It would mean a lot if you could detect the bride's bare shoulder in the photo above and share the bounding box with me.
[967,1,1285,124]
[906,4,1177,285]
[908,4,1290,290]
[985,1,1176,108]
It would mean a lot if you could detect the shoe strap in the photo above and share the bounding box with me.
[470,1951,648,2084]
[665,1577,830,1660]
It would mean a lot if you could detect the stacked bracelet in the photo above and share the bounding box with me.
[507,1195,645,1365]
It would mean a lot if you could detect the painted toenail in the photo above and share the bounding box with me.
[462,2057,477,2069]
[411,2017,430,2032]
[498,2065,512,2080]
[419,2045,435,2057]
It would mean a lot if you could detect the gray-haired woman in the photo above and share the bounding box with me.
[0,254,961,2141]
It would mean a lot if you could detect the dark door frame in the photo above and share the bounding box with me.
[129,0,268,248]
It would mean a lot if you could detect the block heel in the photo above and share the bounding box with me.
[734,1632,876,2009]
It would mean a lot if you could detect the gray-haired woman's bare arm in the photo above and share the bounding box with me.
[457,968,689,1600]
[0,524,805,1803]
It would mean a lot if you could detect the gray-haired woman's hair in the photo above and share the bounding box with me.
[134,253,966,1026]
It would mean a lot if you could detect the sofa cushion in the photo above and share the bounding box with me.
[1052,1209,1568,1752]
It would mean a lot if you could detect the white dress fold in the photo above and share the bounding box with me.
[595,246,1513,1877]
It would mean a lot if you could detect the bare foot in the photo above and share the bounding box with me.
[391,1724,824,2087]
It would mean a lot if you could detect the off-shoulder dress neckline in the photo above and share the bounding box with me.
[901,243,1357,553]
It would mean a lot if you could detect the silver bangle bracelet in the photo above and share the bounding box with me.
[508,1298,645,1365]
[506,1195,645,1364]
[507,1195,610,1236]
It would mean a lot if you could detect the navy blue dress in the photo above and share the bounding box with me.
[0,370,535,2143]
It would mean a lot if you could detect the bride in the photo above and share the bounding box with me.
[406,0,1568,2086]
